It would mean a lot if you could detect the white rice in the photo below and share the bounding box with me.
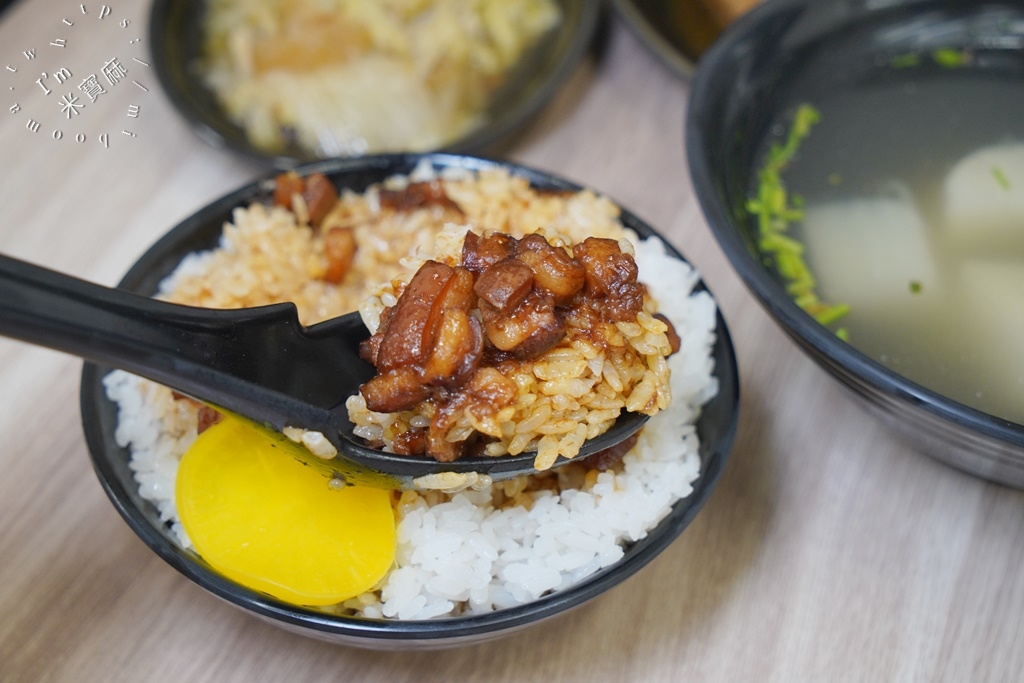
[102,181,719,620]
[347,240,717,618]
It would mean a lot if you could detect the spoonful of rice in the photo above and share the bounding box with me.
[0,240,665,490]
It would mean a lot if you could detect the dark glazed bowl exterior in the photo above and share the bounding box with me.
[80,153,740,648]
[609,0,697,78]
[149,1,600,168]
[686,0,1024,487]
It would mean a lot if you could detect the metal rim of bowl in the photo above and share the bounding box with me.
[685,0,1024,481]
[80,152,740,645]
[147,1,601,168]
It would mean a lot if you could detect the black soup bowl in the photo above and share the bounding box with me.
[687,0,1024,487]
[81,153,740,648]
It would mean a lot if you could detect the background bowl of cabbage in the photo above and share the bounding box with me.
[687,0,1024,487]
[80,153,740,648]
[149,0,599,167]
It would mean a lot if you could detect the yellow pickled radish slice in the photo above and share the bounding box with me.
[176,415,396,606]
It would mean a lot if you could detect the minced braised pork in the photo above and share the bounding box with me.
[379,180,464,215]
[357,230,666,462]
[273,171,356,283]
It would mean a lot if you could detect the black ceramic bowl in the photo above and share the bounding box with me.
[687,0,1024,486]
[610,0,699,77]
[610,0,758,78]
[149,1,599,168]
[80,153,739,648]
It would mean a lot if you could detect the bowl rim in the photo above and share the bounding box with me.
[147,1,601,168]
[608,0,697,79]
[80,152,741,642]
[685,0,1024,453]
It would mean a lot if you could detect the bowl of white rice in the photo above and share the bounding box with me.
[81,154,739,648]
[150,0,599,167]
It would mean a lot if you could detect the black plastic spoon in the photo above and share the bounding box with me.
[0,253,648,490]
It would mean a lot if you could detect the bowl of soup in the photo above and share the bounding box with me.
[686,0,1024,486]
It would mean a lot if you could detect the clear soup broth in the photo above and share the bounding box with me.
[755,65,1024,424]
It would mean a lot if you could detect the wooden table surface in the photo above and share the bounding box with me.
[3,1,1024,681]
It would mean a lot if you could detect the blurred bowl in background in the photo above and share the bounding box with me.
[687,0,1024,486]
[149,1,599,167]
[610,0,760,78]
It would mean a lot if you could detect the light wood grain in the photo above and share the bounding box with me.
[3,1,1024,681]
